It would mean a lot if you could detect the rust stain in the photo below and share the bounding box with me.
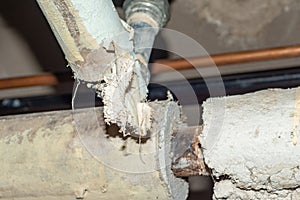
[172,126,210,177]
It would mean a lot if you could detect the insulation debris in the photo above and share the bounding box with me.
[87,35,152,136]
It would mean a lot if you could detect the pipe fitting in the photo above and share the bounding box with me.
[123,0,170,29]
[123,0,170,74]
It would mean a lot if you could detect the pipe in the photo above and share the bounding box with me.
[0,74,58,90]
[1,45,300,90]
[152,45,300,73]
[2,67,300,116]
[37,0,157,136]
[123,0,170,85]
[124,0,170,29]
[36,0,129,82]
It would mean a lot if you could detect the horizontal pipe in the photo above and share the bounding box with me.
[1,45,300,90]
[2,67,300,116]
[152,45,300,73]
[0,73,58,89]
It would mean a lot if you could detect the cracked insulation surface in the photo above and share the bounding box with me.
[201,87,300,199]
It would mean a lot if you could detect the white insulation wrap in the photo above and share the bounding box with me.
[36,0,151,136]
[201,87,300,199]
[0,101,188,199]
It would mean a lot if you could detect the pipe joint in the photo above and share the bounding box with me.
[123,0,170,29]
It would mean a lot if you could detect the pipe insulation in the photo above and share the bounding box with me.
[201,86,300,199]
[31,3,187,199]
[0,101,188,199]
[36,0,154,136]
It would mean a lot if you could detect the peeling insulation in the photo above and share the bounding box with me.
[201,87,300,199]
[35,1,188,198]
[37,0,151,136]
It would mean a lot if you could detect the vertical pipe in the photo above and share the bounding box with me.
[123,0,170,64]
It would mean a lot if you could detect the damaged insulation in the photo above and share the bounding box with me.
[37,0,156,136]
[201,87,300,199]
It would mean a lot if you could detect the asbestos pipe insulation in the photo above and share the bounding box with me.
[36,0,128,82]
[35,0,188,199]
[202,86,300,199]
[36,0,152,136]
[0,104,187,199]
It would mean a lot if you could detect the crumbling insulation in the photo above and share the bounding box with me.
[201,86,300,199]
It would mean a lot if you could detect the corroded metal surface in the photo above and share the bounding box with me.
[172,126,210,177]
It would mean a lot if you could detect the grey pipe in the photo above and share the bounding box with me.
[123,0,170,64]
[123,0,170,29]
